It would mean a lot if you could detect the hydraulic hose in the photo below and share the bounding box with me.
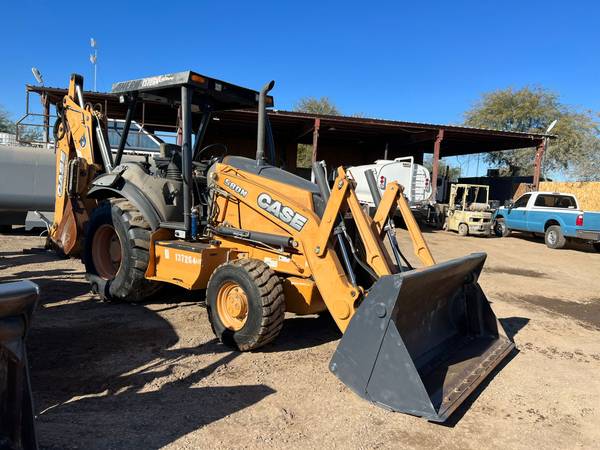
[312,161,357,285]
[364,169,413,271]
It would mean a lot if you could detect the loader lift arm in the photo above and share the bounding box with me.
[209,163,432,332]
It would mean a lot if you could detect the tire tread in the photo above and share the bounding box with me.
[207,258,285,351]
[85,199,161,302]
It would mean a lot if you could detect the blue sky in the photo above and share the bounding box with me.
[1,0,598,175]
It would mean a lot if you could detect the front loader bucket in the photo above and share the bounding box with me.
[330,253,514,422]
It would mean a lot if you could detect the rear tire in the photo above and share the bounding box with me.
[592,242,600,253]
[494,219,510,237]
[207,259,285,351]
[83,199,162,302]
[458,223,469,236]
[545,225,566,249]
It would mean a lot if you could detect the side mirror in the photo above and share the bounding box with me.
[504,200,514,209]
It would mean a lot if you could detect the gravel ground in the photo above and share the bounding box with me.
[1,228,599,449]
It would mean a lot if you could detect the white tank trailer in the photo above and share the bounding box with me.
[0,144,161,230]
[0,145,55,230]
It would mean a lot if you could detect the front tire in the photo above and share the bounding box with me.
[207,259,285,351]
[83,199,162,302]
[494,219,510,237]
[545,225,566,249]
[458,223,469,236]
[592,242,600,253]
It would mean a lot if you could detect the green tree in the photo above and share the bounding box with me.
[0,103,44,144]
[570,129,600,181]
[0,106,15,133]
[294,96,340,116]
[18,125,43,143]
[423,156,461,180]
[463,86,600,179]
[294,97,341,167]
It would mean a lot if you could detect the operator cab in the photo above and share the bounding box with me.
[111,70,276,239]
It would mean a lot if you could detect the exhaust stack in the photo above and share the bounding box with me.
[256,80,275,166]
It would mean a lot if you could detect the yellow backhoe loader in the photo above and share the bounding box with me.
[48,71,514,422]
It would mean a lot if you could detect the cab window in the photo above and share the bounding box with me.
[454,187,465,208]
[513,194,531,208]
[107,120,161,152]
[534,194,577,209]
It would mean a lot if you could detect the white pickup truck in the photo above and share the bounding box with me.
[347,157,432,209]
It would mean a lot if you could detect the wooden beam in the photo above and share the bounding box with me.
[311,118,320,165]
[41,93,50,144]
[430,129,444,201]
[533,139,546,189]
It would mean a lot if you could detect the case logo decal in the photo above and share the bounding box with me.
[257,193,308,231]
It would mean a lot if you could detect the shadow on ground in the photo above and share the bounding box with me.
[508,232,598,253]
[513,295,600,330]
[28,282,275,449]
[0,226,44,237]
[263,314,341,353]
[499,316,530,340]
[0,250,64,273]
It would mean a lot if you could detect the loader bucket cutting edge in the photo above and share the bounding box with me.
[329,252,514,422]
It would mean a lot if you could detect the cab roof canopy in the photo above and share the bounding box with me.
[111,71,273,112]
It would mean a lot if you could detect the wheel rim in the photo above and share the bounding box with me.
[216,281,249,331]
[92,224,122,280]
[548,230,556,245]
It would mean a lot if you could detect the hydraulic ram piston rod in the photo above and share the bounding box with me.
[364,169,408,271]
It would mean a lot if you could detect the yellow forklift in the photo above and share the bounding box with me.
[445,183,493,237]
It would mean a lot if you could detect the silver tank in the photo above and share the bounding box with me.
[0,145,155,228]
[0,145,55,225]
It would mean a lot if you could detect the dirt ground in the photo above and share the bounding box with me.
[1,228,599,449]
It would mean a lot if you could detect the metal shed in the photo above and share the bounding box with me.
[23,85,553,197]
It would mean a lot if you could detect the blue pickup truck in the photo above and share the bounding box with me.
[493,191,600,251]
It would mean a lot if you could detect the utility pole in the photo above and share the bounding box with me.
[90,38,98,91]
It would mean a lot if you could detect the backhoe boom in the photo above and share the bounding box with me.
[49,74,105,255]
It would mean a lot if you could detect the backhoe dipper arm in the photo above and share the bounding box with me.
[49,74,107,255]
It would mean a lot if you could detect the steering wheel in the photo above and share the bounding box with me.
[195,143,228,161]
